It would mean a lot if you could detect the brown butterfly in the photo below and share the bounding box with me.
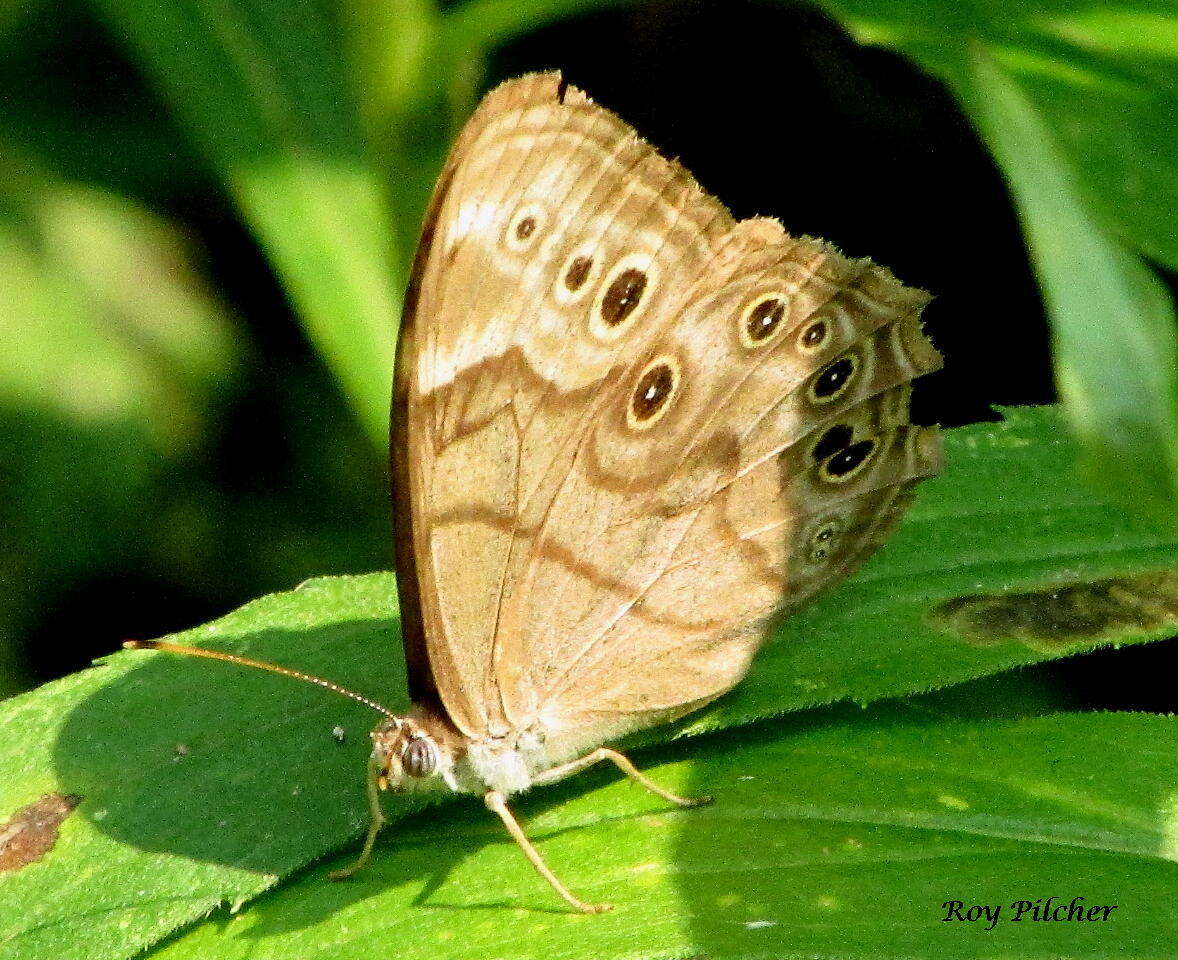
[129,71,942,912]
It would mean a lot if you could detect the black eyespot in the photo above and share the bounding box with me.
[601,268,647,326]
[631,361,676,424]
[402,738,437,778]
[745,297,785,344]
[824,439,875,478]
[807,519,842,562]
[515,216,536,240]
[811,424,854,463]
[565,255,592,291]
[812,356,856,400]
[800,320,828,350]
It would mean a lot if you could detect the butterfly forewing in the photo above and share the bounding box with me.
[394,72,942,760]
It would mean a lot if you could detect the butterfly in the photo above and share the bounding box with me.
[130,71,942,913]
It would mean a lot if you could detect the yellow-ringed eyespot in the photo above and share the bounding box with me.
[739,293,788,348]
[807,517,844,563]
[810,423,854,464]
[820,438,878,483]
[554,245,600,304]
[808,352,859,404]
[505,203,547,252]
[797,318,831,353]
[591,253,656,340]
[627,356,680,431]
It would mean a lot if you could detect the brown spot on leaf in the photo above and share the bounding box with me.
[0,792,81,872]
[929,570,1178,652]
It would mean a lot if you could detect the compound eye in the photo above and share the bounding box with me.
[402,738,438,778]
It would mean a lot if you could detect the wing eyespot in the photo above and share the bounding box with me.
[809,352,859,404]
[810,423,854,464]
[565,255,593,290]
[505,203,547,252]
[807,517,845,563]
[626,356,680,431]
[739,293,788,348]
[602,269,647,325]
[590,254,656,340]
[820,438,878,483]
[554,246,600,304]
[798,318,830,353]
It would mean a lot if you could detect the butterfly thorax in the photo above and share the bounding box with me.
[460,727,553,795]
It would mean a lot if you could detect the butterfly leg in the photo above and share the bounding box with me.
[329,755,387,880]
[532,747,712,807]
[484,790,612,913]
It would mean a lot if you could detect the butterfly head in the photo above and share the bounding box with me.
[369,712,458,793]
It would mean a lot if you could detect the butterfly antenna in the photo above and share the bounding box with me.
[123,639,397,719]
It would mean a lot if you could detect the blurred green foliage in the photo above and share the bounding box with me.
[0,0,1176,956]
[0,155,235,694]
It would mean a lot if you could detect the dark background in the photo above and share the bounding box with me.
[7,0,1176,709]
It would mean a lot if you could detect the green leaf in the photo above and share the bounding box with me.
[814,0,1178,520]
[964,49,1178,524]
[150,708,1178,959]
[0,576,399,960]
[84,0,402,446]
[0,407,1175,959]
[0,4,201,201]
